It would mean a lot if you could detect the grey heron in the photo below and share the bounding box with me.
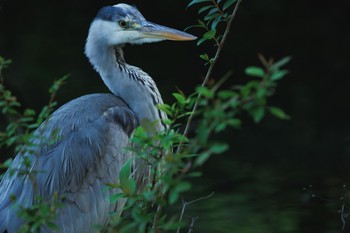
[0,3,195,233]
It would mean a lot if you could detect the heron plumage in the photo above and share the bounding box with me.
[0,94,137,232]
[0,3,195,232]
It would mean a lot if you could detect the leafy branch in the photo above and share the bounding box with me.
[178,0,242,153]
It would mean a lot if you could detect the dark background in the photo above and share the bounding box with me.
[1,0,350,232]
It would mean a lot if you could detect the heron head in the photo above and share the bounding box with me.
[90,3,196,46]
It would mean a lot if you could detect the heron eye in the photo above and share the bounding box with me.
[119,20,127,28]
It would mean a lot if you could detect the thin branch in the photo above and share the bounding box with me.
[341,197,347,231]
[177,0,243,153]
[187,217,198,233]
[176,192,214,233]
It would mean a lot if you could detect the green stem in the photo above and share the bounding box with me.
[177,0,243,154]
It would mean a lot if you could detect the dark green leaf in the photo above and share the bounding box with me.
[110,193,125,203]
[0,158,13,168]
[197,86,214,98]
[210,143,229,154]
[199,53,210,61]
[195,151,211,166]
[119,161,136,195]
[188,0,212,7]
[157,103,172,115]
[207,7,219,15]
[185,24,206,31]
[269,106,290,120]
[203,29,216,39]
[204,12,221,21]
[198,5,213,14]
[197,37,208,46]
[23,108,36,117]
[169,189,179,205]
[215,122,227,132]
[251,106,265,123]
[245,66,265,77]
[162,118,174,125]
[218,90,237,99]
[270,70,289,81]
[269,56,292,72]
[197,19,206,27]
[223,0,237,10]
[168,182,191,204]
[211,15,222,30]
[188,171,202,177]
[172,93,186,104]
[175,181,191,192]
[227,118,242,128]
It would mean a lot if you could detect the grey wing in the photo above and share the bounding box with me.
[0,94,138,233]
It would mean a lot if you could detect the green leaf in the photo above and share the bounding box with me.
[49,75,69,94]
[119,161,136,195]
[198,5,213,14]
[23,108,36,117]
[162,118,174,125]
[196,86,214,98]
[218,90,237,99]
[210,143,229,154]
[110,193,125,203]
[188,0,211,7]
[223,0,237,10]
[0,158,13,168]
[215,122,227,132]
[207,7,219,15]
[197,19,206,27]
[227,118,242,128]
[269,56,292,72]
[199,53,210,61]
[197,37,208,46]
[204,12,221,21]
[211,15,222,30]
[188,171,202,177]
[172,92,186,104]
[270,70,289,81]
[157,103,172,115]
[203,29,216,39]
[142,191,155,201]
[195,151,211,166]
[269,106,290,120]
[175,181,191,193]
[169,182,192,204]
[251,106,265,123]
[245,66,265,78]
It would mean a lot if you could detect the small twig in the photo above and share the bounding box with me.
[176,192,214,233]
[341,197,347,231]
[177,0,243,153]
[187,217,198,233]
[340,185,348,231]
[211,0,225,16]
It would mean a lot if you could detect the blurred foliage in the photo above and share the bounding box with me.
[0,56,67,232]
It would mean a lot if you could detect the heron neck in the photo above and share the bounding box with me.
[85,42,166,132]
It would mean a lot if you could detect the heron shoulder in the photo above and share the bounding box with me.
[48,93,138,136]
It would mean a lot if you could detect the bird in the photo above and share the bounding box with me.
[0,3,196,233]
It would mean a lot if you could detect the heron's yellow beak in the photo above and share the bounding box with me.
[137,21,197,41]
